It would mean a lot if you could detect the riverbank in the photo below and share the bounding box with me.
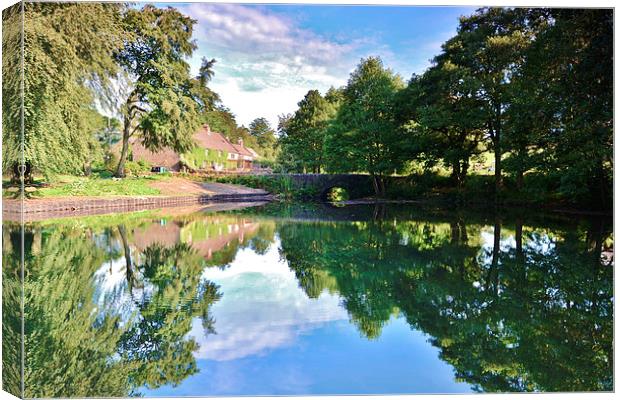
[212,173,613,213]
[2,178,271,222]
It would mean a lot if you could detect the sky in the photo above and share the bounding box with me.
[169,3,477,128]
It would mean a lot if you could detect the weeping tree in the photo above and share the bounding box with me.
[114,5,201,177]
[2,2,124,181]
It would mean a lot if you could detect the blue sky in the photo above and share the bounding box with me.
[169,3,477,127]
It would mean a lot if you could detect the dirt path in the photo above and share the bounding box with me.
[149,177,268,196]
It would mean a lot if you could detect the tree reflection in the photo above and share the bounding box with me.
[7,213,268,397]
[118,240,221,389]
[277,212,613,392]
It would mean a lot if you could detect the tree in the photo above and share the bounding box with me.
[113,5,201,177]
[248,117,278,161]
[511,9,613,207]
[278,90,338,173]
[437,8,533,199]
[249,117,271,138]
[2,2,124,180]
[324,57,406,196]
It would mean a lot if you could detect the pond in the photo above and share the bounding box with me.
[2,202,613,397]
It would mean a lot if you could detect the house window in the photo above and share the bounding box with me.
[218,150,223,157]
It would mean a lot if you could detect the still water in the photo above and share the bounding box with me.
[2,203,613,397]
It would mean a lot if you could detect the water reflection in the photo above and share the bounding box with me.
[2,204,613,396]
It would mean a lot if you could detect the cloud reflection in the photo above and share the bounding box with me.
[191,239,347,361]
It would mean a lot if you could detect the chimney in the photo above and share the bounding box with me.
[203,124,210,133]
[238,138,244,147]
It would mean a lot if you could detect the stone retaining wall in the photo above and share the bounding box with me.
[2,193,272,222]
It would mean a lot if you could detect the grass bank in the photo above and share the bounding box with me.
[3,170,174,198]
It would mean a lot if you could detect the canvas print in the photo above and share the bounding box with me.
[1,1,614,398]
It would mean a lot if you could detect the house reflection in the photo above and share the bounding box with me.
[132,216,261,262]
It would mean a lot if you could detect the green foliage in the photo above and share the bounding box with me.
[249,117,278,161]
[275,207,613,391]
[214,174,319,200]
[278,90,338,172]
[181,146,229,171]
[506,9,613,207]
[7,214,241,397]
[392,7,612,209]
[323,57,406,196]
[326,187,350,202]
[190,57,220,113]
[397,61,485,187]
[123,160,151,177]
[3,3,125,179]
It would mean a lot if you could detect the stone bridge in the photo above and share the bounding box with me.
[274,174,377,199]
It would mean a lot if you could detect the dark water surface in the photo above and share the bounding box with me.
[2,203,613,397]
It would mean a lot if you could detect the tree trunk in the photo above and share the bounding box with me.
[487,215,502,296]
[83,161,92,177]
[493,136,502,201]
[451,161,460,187]
[516,169,524,190]
[118,225,137,294]
[493,105,502,203]
[515,217,523,261]
[115,116,131,178]
[371,173,380,197]
[459,159,469,188]
[379,176,386,198]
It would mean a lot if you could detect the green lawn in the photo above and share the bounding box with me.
[7,172,169,198]
[38,176,162,197]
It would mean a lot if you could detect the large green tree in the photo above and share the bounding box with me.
[510,9,613,206]
[114,5,200,177]
[436,8,533,199]
[324,57,406,196]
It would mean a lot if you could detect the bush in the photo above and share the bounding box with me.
[124,160,151,177]
[104,153,119,173]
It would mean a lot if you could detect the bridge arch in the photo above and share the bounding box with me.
[318,175,374,200]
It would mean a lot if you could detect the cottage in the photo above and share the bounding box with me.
[117,124,257,172]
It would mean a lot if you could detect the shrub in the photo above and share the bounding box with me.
[124,160,151,177]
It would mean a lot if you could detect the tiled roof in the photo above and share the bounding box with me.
[194,125,238,153]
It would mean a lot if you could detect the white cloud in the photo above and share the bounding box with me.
[181,3,357,127]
